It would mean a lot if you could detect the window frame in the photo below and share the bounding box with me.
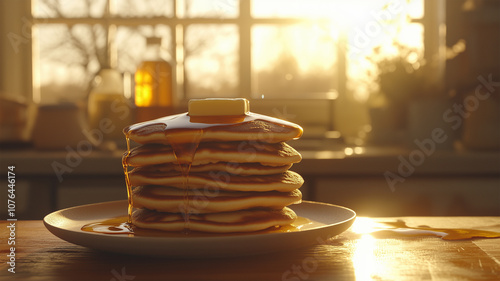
[28,0,438,141]
[27,0,445,129]
[31,0,350,103]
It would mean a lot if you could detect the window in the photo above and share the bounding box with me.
[32,0,425,103]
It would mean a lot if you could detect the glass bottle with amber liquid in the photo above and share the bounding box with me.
[134,37,173,122]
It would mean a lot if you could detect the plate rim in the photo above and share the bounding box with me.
[44,200,355,239]
[43,200,356,256]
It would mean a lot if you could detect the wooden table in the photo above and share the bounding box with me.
[1,217,499,281]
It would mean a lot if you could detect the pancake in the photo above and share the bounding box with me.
[134,162,292,176]
[122,100,304,233]
[124,112,303,145]
[132,185,302,213]
[124,141,302,167]
[132,207,297,233]
[128,170,304,192]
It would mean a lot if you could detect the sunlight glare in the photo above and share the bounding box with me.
[34,0,424,103]
[352,234,381,281]
[396,23,424,49]
[351,217,379,234]
[351,218,391,280]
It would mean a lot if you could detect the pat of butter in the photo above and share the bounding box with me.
[188,98,250,116]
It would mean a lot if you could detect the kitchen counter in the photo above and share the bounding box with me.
[1,145,499,176]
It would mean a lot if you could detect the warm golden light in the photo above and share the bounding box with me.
[253,0,423,102]
[313,150,346,159]
[350,217,379,234]
[33,0,424,103]
[354,147,365,154]
[254,0,423,71]
[352,234,380,281]
[350,218,391,280]
[134,71,153,107]
[134,61,172,107]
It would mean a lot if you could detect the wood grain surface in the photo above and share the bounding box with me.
[1,217,499,281]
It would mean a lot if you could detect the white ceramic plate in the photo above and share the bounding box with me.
[44,200,356,258]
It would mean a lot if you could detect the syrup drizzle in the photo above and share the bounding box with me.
[123,132,133,223]
[83,112,303,235]
[166,130,203,232]
[372,220,500,240]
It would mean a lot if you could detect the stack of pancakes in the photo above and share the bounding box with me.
[123,113,303,233]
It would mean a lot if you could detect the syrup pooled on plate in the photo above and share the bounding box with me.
[82,216,134,235]
[81,215,313,237]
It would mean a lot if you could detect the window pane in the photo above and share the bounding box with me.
[33,0,107,18]
[35,24,107,103]
[346,22,424,104]
[252,0,342,19]
[407,0,424,19]
[252,0,424,21]
[113,0,174,17]
[115,25,173,74]
[396,23,423,49]
[178,0,238,18]
[184,24,238,98]
[252,24,337,98]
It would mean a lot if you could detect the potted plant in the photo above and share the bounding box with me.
[367,43,456,148]
[366,43,426,144]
